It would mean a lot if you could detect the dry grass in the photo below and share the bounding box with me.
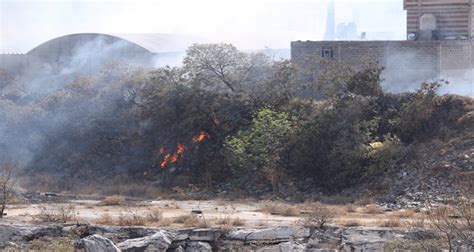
[77,179,164,199]
[409,217,426,228]
[363,204,384,214]
[379,218,403,228]
[354,197,375,206]
[214,217,245,227]
[163,201,179,209]
[316,195,355,205]
[98,195,126,206]
[256,221,267,227]
[345,204,357,213]
[261,202,300,216]
[117,211,145,226]
[391,209,416,218]
[339,220,362,227]
[173,215,207,228]
[94,209,170,227]
[95,213,115,225]
[145,209,163,222]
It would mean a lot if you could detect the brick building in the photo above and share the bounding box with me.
[291,0,474,91]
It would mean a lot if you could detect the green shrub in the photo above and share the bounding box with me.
[225,108,298,191]
[285,96,373,191]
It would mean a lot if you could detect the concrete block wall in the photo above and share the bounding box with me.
[291,40,473,87]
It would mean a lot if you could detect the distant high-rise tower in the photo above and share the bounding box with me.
[324,0,336,40]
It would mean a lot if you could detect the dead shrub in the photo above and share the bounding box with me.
[145,209,163,223]
[34,204,76,223]
[98,195,125,206]
[424,200,474,251]
[300,204,334,229]
[261,202,300,216]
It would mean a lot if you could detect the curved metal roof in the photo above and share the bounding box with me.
[112,33,205,53]
[27,33,206,55]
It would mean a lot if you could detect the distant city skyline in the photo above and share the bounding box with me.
[0,0,406,53]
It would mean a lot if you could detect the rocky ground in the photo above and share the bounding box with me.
[0,222,442,251]
[0,194,472,251]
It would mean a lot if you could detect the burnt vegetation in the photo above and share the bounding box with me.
[0,43,472,197]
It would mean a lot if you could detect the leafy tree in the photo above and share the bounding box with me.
[225,109,298,192]
[183,43,271,93]
[315,62,383,98]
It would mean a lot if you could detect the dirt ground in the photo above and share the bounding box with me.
[0,196,422,229]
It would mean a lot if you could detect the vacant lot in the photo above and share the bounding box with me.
[1,196,421,229]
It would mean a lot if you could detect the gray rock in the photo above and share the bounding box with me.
[305,249,338,252]
[185,241,212,252]
[256,241,306,252]
[342,227,405,252]
[308,227,342,246]
[189,228,221,241]
[117,230,173,252]
[228,227,310,241]
[0,224,64,247]
[171,228,193,241]
[74,234,120,252]
[173,245,185,252]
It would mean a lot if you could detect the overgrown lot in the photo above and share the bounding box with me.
[0,43,472,197]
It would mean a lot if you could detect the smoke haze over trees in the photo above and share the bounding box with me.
[0,42,472,196]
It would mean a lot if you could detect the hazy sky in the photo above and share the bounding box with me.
[0,0,406,53]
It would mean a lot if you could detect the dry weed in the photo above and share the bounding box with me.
[345,204,357,213]
[33,204,76,223]
[98,195,126,206]
[391,209,416,218]
[95,213,115,225]
[379,218,403,228]
[173,215,207,228]
[261,202,300,216]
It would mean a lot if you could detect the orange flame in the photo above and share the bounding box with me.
[160,154,172,168]
[160,143,186,168]
[176,143,185,154]
[158,132,208,169]
[192,131,207,143]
